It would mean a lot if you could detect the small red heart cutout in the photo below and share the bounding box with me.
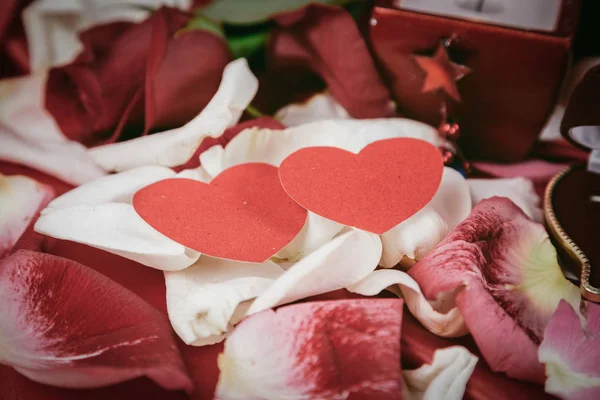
[279,138,444,234]
[133,163,308,263]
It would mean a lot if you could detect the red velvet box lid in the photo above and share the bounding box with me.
[369,1,581,162]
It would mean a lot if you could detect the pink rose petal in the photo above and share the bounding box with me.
[539,300,600,400]
[0,250,192,391]
[409,197,581,383]
[0,174,54,258]
[216,299,404,400]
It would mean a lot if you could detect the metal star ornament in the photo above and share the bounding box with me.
[413,44,471,102]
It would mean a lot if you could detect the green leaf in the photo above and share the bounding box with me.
[227,29,270,59]
[199,0,349,25]
[179,15,225,38]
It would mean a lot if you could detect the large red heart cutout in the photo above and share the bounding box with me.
[279,138,444,234]
[133,163,307,263]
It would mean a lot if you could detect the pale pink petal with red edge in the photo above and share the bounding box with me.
[467,177,542,222]
[409,197,580,383]
[216,299,404,400]
[247,229,382,315]
[0,174,54,258]
[403,346,478,400]
[0,74,105,185]
[88,58,257,172]
[539,300,600,400]
[0,250,192,391]
[380,167,471,268]
[165,256,283,346]
[275,92,350,126]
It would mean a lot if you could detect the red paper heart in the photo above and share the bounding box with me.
[279,138,444,234]
[133,163,307,262]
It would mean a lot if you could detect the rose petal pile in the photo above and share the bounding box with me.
[0,2,596,399]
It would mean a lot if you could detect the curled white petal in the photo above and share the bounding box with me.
[347,269,467,337]
[275,92,350,127]
[403,346,478,400]
[34,203,199,270]
[467,177,542,222]
[247,229,382,315]
[43,166,175,211]
[380,207,449,268]
[380,168,471,268]
[429,168,472,230]
[0,74,105,185]
[0,174,54,257]
[275,212,344,263]
[89,58,258,172]
[165,257,283,345]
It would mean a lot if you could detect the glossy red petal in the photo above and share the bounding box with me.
[267,4,395,119]
[409,197,580,383]
[216,299,404,400]
[0,250,192,391]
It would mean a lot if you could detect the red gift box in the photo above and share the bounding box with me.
[369,0,581,161]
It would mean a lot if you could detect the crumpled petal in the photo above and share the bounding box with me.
[247,229,382,315]
[216,299,404,400]
[23,0,192,71]
[0,174,54,257]
[165,256,283,346]
[275,92,350,127]
[347,269,467,337]
[403,346,478,400]
[467,177,542,222]
[409,197,581,383]
[380,167,471,268]
[88,58,258,172]
[539,300,600,400]
[0,73,106,185]
[201,118,444,177]
[0,250,192,391]
[35,203,199,271]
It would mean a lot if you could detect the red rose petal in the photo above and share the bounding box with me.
[216,299,404,400]
[0,366,188,400]
[0,250,192,391]
[45,7,230,147]
[266,4,395,119]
